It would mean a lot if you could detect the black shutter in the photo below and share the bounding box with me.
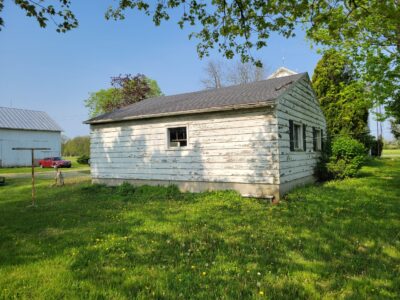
[321,129,324,151]
[289,120,294,151]
[303,124,307,151]
[312,127,317,151]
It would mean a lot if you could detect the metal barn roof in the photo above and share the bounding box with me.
[85,73,307,125]
[0,107,62,132]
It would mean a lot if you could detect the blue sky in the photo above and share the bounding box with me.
[0,1,392,139]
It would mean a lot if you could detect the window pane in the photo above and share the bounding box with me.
[168,127,187,147]
[178,129,186,140]
[294,125,299,148]
[317,130,321,150]
[170,131,176,141]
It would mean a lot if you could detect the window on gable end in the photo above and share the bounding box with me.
[313,127,322,151]
[289,120,304,151]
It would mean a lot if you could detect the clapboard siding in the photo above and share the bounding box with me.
[90,142,279,153]
[90,134,279,147]
[94,173,276,184]
[90,108,280,184]
[91,127,278,142]
[91,153,279,163]
[276,76,326,182]
[91,120,277,136]
[89,74,327,197]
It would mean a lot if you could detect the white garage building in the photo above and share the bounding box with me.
[0,107,62,167]
[86,71,327,199]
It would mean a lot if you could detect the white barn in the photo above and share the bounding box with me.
[0,107,62,167]
[85,71,326,199]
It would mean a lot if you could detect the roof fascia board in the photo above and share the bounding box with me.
[0,127,62,133]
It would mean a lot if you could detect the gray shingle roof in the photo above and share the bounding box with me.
[0,107,62,132]
[86,73,306,124]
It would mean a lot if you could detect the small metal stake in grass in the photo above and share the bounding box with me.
[12,147,50,207]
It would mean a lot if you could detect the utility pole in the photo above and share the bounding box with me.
[12,147,50,206]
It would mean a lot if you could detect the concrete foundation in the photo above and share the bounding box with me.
[279,175,316,196]
[93,178,280,199]
[93,175,316,200]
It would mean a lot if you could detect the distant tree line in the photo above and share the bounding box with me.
[384,140,400,149]
[62,136,90,157]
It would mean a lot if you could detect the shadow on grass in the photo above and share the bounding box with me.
[0,158,399,299]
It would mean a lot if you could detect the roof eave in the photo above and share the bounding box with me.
[84,100,276,125]
[0,127,62,132]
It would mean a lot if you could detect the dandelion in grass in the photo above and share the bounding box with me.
[259,291,264,296]
[202,272,206,276]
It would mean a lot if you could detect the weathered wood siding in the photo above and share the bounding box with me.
[90,108,279,185]
[276,75,326,183]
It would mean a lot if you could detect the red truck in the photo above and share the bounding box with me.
[38,157,72,168]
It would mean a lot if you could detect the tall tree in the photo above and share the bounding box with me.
[201,60,224,89]
[85,74,162,117]
[201,59,266,89]
[3,1,399,120]
[390,121,400,140]
[312,50,372,142]
[226,61,266,85]
[388,93,400,139]
[85,88,122,118]
[307,1,400,108]
[0,0,78,32]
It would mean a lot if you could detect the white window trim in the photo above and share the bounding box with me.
[165,124,190,150]
[293,121,303,151]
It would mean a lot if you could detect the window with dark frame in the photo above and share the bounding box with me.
[313,127,322,151]
[289,120,306,151]
[293,123,302,149]
[168,127,187,148]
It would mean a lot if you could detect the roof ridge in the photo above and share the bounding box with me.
[86,72,307,124]
[0,107,63,132]
[117,72,307,109]
[154,72,306,99]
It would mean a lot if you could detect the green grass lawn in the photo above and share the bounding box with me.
[0,156,89,174]
[382,149,400,157]
[0,159,399,299]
